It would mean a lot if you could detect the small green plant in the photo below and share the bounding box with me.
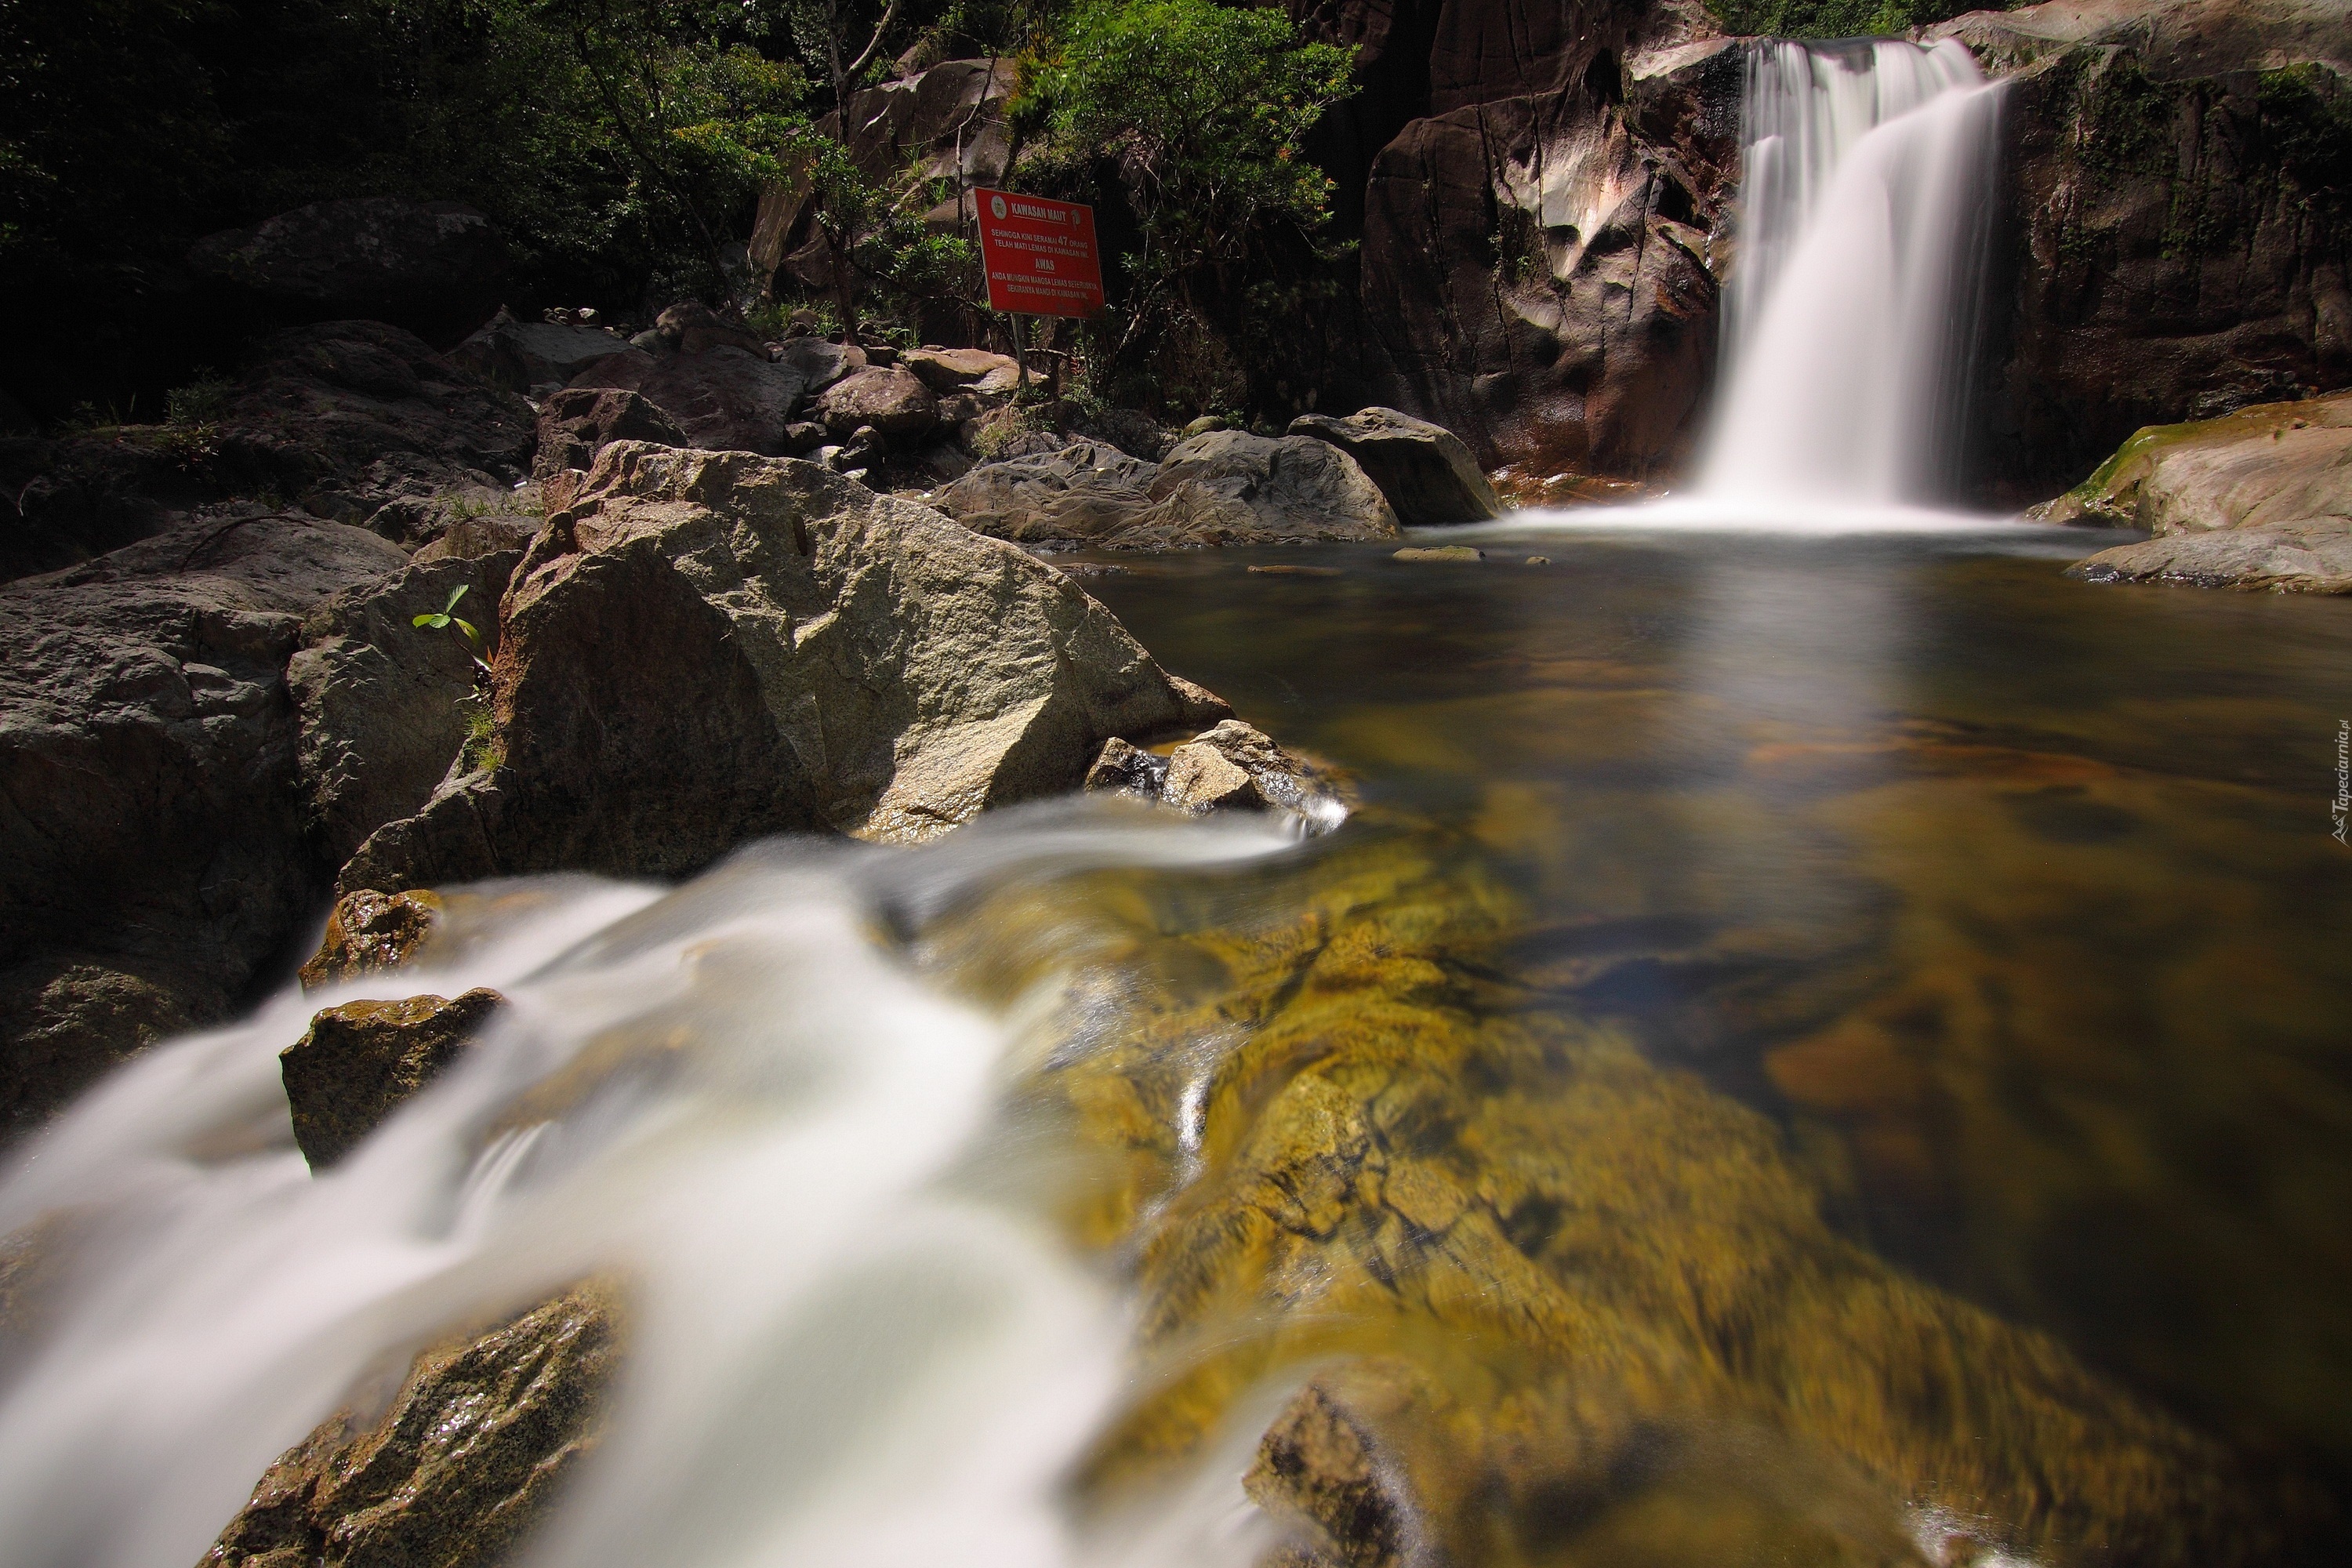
[413,583,489,673]
[165,371,232,426]
[457,695,500,774]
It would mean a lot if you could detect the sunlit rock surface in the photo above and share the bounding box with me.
[343,443,1231,890]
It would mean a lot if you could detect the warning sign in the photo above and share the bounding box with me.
[974,188,1105,318]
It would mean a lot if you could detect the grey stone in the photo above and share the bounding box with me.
[931,441,1156,544]
[1290,407,1504,526]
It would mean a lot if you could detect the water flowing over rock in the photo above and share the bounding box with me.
[1086,720,1350,831]
[1287,406,1503,525]
[0,516,409,1136]
[2059,388,2352,590]
[1939,0,2352,502]
[342,443,1233,891]
[1697,39,2003,506]
[200,1283,622,1568]
[299,889,446,990]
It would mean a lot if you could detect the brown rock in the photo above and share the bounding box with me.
[1128,432,1399,546]
[817,366,942,441]
[1163,743,1263,812]
[903,347,1019,392]
[1083,735,1167,798]
[771,336,864,392]
[532,387,688,481]
[568,347,807,457]
[1288,406,1504,525]
[652,301,766,358]
[1083,719,1347,829]
[0,515,412,1135]
[340,443,1233,891]
[201,1283,620,1568]
[299,890,447,991]
[931,441,1156,544]
[281,988,503,1167]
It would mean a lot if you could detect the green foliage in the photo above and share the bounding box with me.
[458,695,501,772]
[165,371,231,427]
[1023,0,1353,387]
[2258,64,2352,211]
[1704,0,2005,38]
[413,583,488,670]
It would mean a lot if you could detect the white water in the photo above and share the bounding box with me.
[0,803,1297,1568]
[1697,38,2004,508]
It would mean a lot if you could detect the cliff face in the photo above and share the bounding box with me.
[1939,0,2352,502]
[1288,0,2349,493]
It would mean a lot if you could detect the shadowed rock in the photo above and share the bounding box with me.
[532,387,688,481]
[187,198,510,340]
[568,348,806,457]
[1290,407,1504,525]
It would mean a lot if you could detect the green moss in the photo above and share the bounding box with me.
[2257,64,2352,210]
[457,695,500,775]
[1702,0,2000,39]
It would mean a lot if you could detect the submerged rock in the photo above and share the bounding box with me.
[1392,546,1484,563]
[281,989,503,1168]
[343,443,1232,891]
[1289,407,1504,526]
[0,515,408,1135]
[201,1282,620,1568]
[2071,521,2352,593]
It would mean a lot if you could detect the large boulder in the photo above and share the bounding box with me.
[2051,388,2352,590]
[931,441,1156,543]
[815,366,942,441]
[568,346,806,457]
[201,1283,620,1568]
[339,444,1231,892]
[1359,38,1743,478]
[532,387,688,481]
[1936,0,2352,501]
[187,198,511,342]
[289,552,521,869]
[771,336,863,393]
[450,309,637,395]
[0,515,409,1137]
[1123,431,1401,546]
[1288,406,1504,524]
[903,347,1022,394]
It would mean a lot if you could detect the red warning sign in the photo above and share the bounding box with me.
[974,188,1105,318]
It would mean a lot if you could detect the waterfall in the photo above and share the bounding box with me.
[1697,38,2004,507]
[0,804,1295,1568]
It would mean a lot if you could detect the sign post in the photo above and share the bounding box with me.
[972,188,1105,393]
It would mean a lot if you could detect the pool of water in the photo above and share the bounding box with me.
[1073,520,2352,1555]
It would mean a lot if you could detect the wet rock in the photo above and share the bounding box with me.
[0,515,409,1134]
[1940,2,2352,501]
[2071,521,2352,593]
[1246,1367,1425,1568]
[1393,546,1484,563]
[299,890,447,990]
[568,347,807,457]
[1289,407,1503,526]
[281,989,503,1167]
[931,441,1156,544]
[1127,432,1399,547]
[532,387,688,481]
[289,552,521,867]
[342,444,1233,890]
[816,366,942,441]
[1083,719,1347,830]
[201,1282,620,1568]
[187,198,510,340]
[451,310,635,395]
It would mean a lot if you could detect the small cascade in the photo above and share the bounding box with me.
[1697,38,2004,507]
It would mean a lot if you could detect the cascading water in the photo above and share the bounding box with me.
[1697,38,2004,508]
[0,804,1295,1568]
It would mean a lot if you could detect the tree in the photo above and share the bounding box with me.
[1028,0,1354,365]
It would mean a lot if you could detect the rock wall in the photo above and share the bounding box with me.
[1940,0,2352,502]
